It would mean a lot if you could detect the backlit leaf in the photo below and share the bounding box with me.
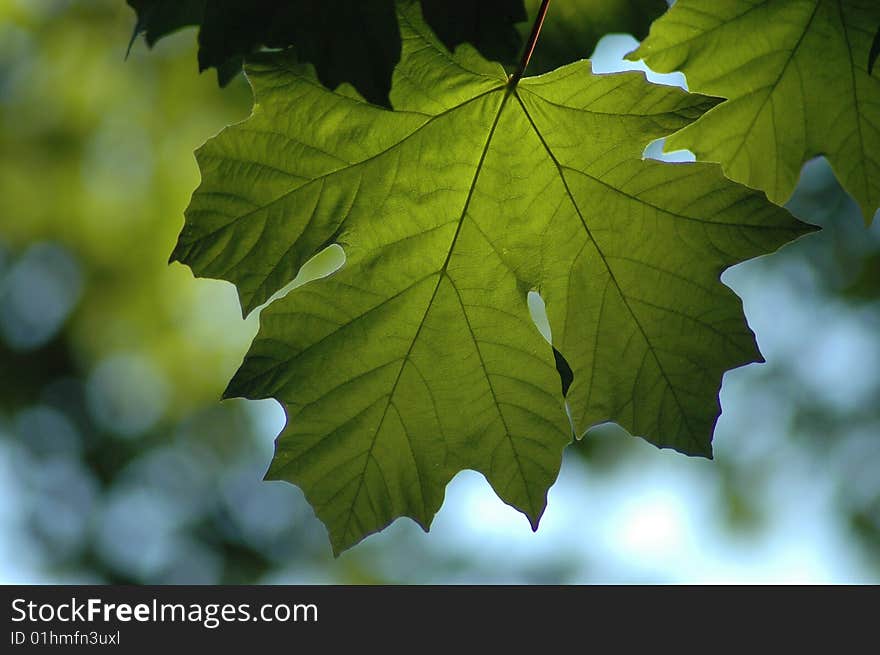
[628,0,880,223]
[173,2,812,552]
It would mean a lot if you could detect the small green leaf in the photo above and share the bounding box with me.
[628,0,880,223]
[174,1,812,553]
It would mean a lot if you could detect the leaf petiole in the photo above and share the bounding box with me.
[510,0,552,85]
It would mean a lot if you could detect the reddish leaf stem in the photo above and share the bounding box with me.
[511,0,552,85]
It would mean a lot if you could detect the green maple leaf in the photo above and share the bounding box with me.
[627,0,880,223]
[172,1,811,553]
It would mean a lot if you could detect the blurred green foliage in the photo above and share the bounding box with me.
[0,0,323,583]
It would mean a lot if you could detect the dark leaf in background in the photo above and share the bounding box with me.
[127,0,205,49]
[127,0,533,104]
[127,1,673,96]
[552,347,573,397]
[127,0,398,103]
[420,0,527,65]
[869,24,880,74]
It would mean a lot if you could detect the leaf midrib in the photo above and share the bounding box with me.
[725,1,820,177]
[338,85,520,545]
[836,0,871,211]
[513,91,702,450]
